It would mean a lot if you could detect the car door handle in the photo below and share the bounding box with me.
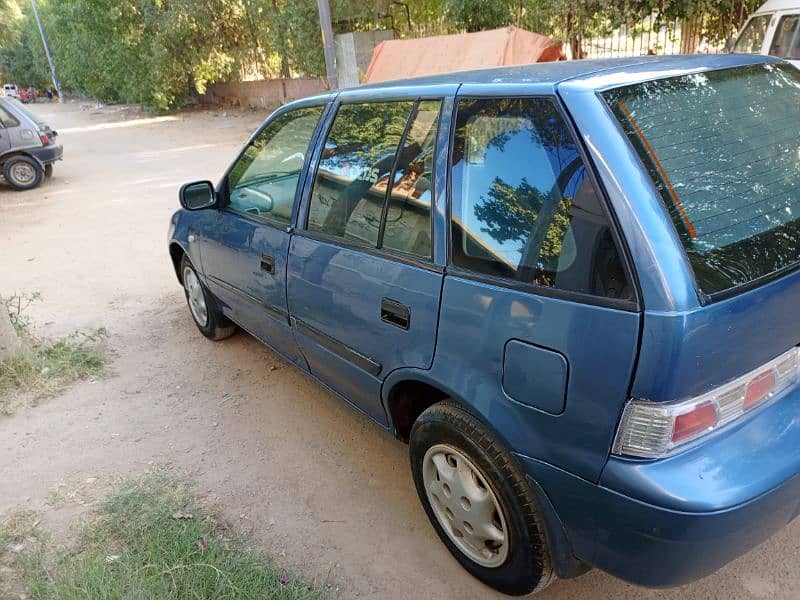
[381,298,410,330]
[260,254,275,274]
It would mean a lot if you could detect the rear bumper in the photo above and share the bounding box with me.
[516,382,800,587]
[518,453,800,587]
[29,143,63,165]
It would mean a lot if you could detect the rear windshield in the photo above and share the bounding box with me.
[603,63,800,296]
[5,98,46,128]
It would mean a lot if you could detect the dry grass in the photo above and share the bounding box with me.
[0,294,108,414]
[3,470,331,599]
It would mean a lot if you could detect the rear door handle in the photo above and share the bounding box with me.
[260,254,275,274]
[381,298,410,330]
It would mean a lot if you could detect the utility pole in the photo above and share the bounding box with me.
[316,0,338,90]
[30,0,62,102]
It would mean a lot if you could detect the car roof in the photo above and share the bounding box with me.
[753,0,799,14]
[360,53,780,89]
[281,54,783,112]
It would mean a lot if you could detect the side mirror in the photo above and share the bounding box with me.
[179,180,217,210]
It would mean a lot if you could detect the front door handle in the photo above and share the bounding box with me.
[260,254,275,274]
[381,298,410,330]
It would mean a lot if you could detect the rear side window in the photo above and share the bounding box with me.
[450,97,631,300]
[604,63,800,296]
[382,100,440,258]
[0,104,20,128]
[770,15,800,59]
[307,100,440,259]
[734,15,772,53]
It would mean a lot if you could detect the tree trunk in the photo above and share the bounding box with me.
[0,297,20,358]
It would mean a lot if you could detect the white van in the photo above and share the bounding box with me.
[733,1,799,66]
[2,84,20,98]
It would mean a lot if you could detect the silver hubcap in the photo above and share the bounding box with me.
[10,162,36,185]
[183,266,208,327]
[422,444,509,568]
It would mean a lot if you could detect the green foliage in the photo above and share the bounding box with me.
[11,470,328,599]
[444,0,516,32]
[0,0,765,111]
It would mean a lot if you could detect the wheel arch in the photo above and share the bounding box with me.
[382,370,508,448]
[169,242,188,285]
[0,150,45,171]
[382,369,590,580]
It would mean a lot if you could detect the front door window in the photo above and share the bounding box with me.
[226,106,324,225]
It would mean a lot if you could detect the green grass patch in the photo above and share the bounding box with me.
[0,294,108,412]
[9,470,328,599]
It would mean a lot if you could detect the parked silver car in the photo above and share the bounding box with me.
[0,96,62,190]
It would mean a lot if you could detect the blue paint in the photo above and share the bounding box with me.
[168,54,800,589]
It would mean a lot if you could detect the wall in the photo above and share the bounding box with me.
[335,29,395,88]
[198,78,327,109]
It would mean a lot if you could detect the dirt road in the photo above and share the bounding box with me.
[1,102,797,599]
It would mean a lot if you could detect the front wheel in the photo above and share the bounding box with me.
[3,155,44,190]
[180,255,236,341]
[410,402,555,596]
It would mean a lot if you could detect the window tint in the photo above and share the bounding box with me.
[734,15,771,53]
[0,104,20,128]
[450,98,631,300]
[227,106,323,224]
[770,15,800,59]
[381,100,441,258]
[604,64,800,295]
[308,101,415,246]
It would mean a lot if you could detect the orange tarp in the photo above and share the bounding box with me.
[364,26,564,83]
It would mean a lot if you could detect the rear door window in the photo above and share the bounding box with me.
[770,15,800,59]
[449,97,631,300]
[307,99,440,260]
[308,101,414,245]
[603,63,800,296]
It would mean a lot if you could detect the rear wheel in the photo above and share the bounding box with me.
[410,401,555,596]
[3,155,44,190]
[180,255,236,341]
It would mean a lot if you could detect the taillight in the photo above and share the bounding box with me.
[613,347,800,458]
[39,132,50,146]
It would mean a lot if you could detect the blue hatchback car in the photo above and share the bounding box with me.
[168,54,800,595]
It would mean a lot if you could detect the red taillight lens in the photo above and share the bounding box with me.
[744,370,776,410]
[671,402,717,443]
[39,132,50,146]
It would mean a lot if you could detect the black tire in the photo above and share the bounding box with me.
[410,401,555,596]
[3,155,44,190]
[44,164,53,178]
[180,255,236,341]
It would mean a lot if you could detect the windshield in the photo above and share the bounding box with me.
[603,63,800,296]
[734,15,772,53]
